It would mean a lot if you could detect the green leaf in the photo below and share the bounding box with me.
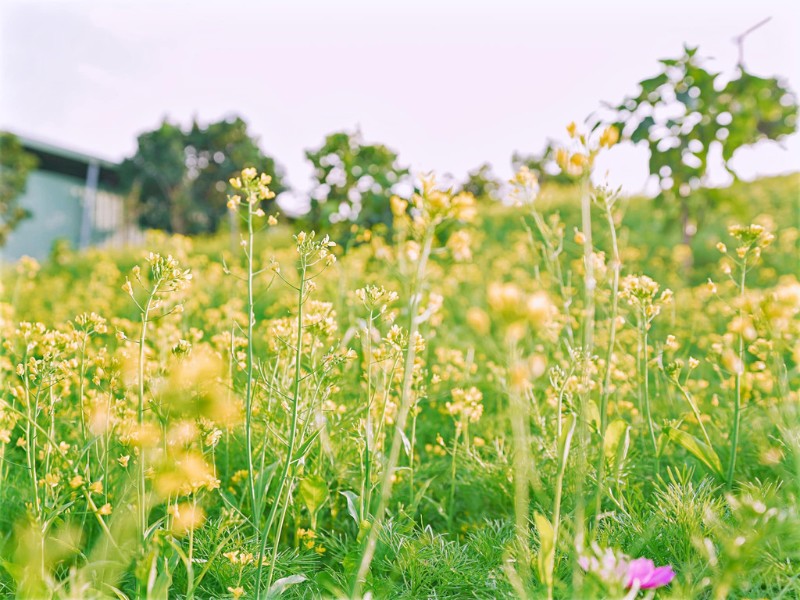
[639,73,668,95]
[603,419,630,460]
[534,512,554,588]
[268,574,308,598]
[397,427,412,457]
[664,426,723,476]
[299,475,329,528]
[340,490,360,526]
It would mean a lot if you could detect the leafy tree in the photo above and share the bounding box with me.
[601,44,797,241]
[460,163,502,201]
[306,130,409,229]
[0,132,38,246]
[121,117,285,235]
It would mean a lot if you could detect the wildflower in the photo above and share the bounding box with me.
[227,195,242,210]
[69,475,84,489]
[579,543,675,592]
[241,167,257,181]
[626,558,675,590]
[168,502,206,535]
[98,503,113,516]
[121,280,133,295]
[390,195,408,216]
[567,121,578,138]
[509,166,539,206]
[228,586,245,599]
[89,480,103,494]
[118,455,130,468]
[268,215,278,226]
[447,387,484,423]
[447,230,473,262]
[599,125,619,149]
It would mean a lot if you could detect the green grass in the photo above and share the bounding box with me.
[0,173,798,599]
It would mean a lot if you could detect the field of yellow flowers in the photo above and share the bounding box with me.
[1,154,799,598]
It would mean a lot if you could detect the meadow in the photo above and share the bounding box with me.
[1,149,799,598]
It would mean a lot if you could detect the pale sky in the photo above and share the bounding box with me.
[1,0,799,208]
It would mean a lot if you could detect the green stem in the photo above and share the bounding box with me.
[642,320,658,458]
[549,415,576,600]
[594,205,621,520]
[354,225,434,598]
[255,264,306,598]
[137,288,154,545]
[245,206,258,515]
[363,309,374,521]
[675,381,713,449]
[448,423,460,527]
[727,259,747,488]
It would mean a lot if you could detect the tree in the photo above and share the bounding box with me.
[600,44,797,241]
[305,130,409,229]
[0,132,38,246]
[120,116,285,235]
[460,163,502,201]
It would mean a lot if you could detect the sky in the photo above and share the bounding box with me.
[1,0,799,209]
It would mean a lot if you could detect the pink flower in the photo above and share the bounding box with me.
[626,557,675,589]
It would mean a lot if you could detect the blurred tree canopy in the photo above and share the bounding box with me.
[306,130,409,229]
[460,163,502,201]
[0,132,38,246]
[601,44,797,240]
[121,117,285,235]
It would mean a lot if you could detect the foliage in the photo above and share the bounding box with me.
[0,132,38,246]
[120,117,285,235]
[0,160,798,599]
[460,163,502,201]
[601,45,798,237]
[305,130,409,230]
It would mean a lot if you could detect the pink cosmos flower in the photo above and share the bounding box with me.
[579,543,675,594]
[625,557,676,589]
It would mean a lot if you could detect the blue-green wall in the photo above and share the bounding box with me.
[2,170,124,262]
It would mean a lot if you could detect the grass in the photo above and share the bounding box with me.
[0,164,798,599]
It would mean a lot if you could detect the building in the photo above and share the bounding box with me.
[1,133,141,261]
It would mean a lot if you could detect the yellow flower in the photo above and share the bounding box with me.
[268,215,278,226]
[117,455,130,468]
[69,475,84,489]
[599,125,619,148]
[390,195,408,216]
[567,121,578,138]
[228,586,244,599]
[89,480,103,494]
[98,503,112,516]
